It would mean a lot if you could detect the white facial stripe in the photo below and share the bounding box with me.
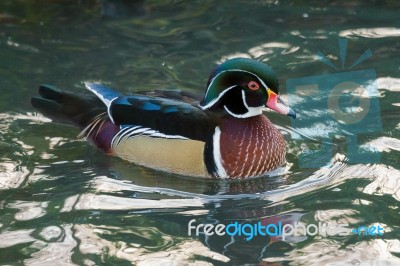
[223,105,236,117]
[222,89,264,118]
[199,85,236,110]
[241,90,264,117]
[203,68,270,101]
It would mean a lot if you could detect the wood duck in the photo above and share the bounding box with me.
[32,58,296,179]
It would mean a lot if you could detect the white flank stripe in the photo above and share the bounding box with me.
[150,132,188,139]
[116,126,141,144]
[129,127,151,135]
[111,125,188,149]
[213,127,228,178]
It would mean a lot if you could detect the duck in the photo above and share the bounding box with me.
[31,58,296,179]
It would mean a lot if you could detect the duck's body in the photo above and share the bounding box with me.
[32,58,295,179]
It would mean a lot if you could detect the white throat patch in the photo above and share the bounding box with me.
[223,90,263,118]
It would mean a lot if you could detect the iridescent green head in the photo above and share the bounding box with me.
[199,58,296,119]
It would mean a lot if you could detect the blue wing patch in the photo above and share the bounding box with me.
[141,101,161,111]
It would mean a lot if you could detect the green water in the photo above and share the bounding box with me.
[1,1,400,265]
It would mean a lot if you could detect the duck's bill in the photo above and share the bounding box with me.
[265,90,296,119]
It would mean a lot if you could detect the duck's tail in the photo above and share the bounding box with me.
[31,84,106,127]
[31,84,119,152]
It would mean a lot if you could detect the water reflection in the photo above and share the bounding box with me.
[282,239,400,265]
[0,229,36,248]
[11,201,48,221]
[1,96,399,264]
[24,224,76,265]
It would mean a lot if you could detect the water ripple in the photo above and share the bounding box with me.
[273,239,400,265]
[340,27,400,38]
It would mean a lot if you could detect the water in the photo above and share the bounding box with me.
[1,0,400,265]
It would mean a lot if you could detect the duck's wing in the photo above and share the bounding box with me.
[85,83,217,142]
[137,89,204,104]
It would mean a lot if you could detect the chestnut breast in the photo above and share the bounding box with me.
[219,115,286,178]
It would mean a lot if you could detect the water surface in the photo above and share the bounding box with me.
[1,1,400,265]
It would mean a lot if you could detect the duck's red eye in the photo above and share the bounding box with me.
[248,81,259,91]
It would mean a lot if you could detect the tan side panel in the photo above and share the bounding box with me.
[113,136,207,177]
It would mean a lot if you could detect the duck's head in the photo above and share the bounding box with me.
[199,58,296,119]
